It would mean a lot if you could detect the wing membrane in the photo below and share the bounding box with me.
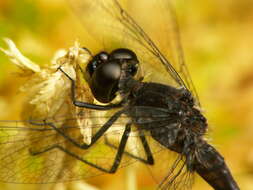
[0,109,166,183]
[67,0,200,105]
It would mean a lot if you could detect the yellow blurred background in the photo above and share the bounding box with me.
[0,0,253,190]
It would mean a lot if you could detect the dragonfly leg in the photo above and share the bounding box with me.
[29,109,125,149]
[30,122,132,174]
[58,67,122,110]
[104,130,154,165]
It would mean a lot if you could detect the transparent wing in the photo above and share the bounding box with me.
[0,109,194,188]
[67,0,200,105]
[157,155,195,190]
[0,110,163,184]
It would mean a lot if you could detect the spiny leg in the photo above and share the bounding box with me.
[29,109,125,149]
[104,130,154,165]
[58,67,122,110]
[29,123,132,174]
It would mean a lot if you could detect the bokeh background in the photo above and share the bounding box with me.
[0,0,253,189]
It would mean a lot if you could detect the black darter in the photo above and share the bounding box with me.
[0,0,240,189]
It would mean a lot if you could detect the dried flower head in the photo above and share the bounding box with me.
[1,38,95,144]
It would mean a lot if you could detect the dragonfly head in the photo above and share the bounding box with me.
[86,48,139,103]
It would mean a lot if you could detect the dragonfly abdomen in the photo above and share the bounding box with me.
[194,141,240,190]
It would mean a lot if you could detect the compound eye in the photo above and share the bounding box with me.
[129,64,138,76]
[90,62,121,103]
[99,62,121,81]
[87,51,109,76]
[109,48,138,63]
[99,52,109,62]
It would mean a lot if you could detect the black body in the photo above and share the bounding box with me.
[84,49,240,190]
[126,79,239,190]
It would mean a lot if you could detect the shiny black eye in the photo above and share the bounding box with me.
[109,48,139,76]
[109,48,138,63]
[90,62,121,103]
[95,62,121,81]
[129,63,138,76]
[87,51,109,76]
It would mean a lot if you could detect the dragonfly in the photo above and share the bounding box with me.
[0,0,240,189]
